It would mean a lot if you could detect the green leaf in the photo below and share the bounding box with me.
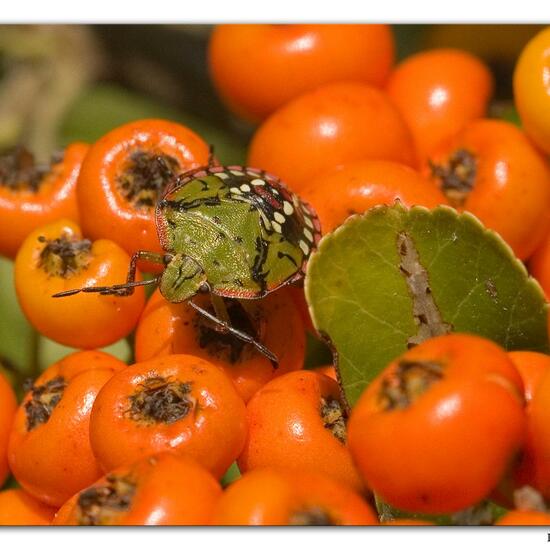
[490,100,522,127]
[38,336,132,373]
[305,204,549,407]
[375,494,507,526]
[1,475,20,491]
[221,462,241,488]
[304,332,333,370]
[375,494,452,525]
[0,257,35,379]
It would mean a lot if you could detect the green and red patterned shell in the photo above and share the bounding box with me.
[156,164,321,299]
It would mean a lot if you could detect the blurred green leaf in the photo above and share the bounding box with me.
[0,256,132,398]
[303,332,333,370]
[221,462,241,488]
[375,494,507,525]
[490,100,522,127]
[60,83,247,165]
[0,257,35,380]
[1,475,20,491]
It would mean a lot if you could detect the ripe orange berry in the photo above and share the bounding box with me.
[238,370,362,490]
[211,468,378,526]
[89,354,247,478]
[209,24,395,123]
[425,119,550,260]
[0,489,56,526]
[348,333,526,514]
[514,27,550,155]
[496,510,550,526]
[53,453,221,525]
[8,351,125,507]
[14,219,146,349]
[0,142,88,259]
[248,82,415,192]
[300,160,447,235]
[513,364,550,499]
[387,48,493,163]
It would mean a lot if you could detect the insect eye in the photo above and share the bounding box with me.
[199,282,210,294]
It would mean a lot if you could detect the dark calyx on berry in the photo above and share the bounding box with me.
[77,474,137,526]
[0,146,62,192]
[38,233,92,278]
[430,148,477,207]
[320,396,347,444]
[117,149,180,208]
[378,359,445,410]
[126,376,195,425]
[290,506,339,526]
[25,376,68,431]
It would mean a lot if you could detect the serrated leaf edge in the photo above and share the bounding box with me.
[305,203,549,332]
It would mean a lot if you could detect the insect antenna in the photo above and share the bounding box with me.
[187,300,279,367]
[52,277,160,298]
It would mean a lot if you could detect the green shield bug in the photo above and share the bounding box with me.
[53,158,321,364]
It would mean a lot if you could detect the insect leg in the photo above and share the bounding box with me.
[52,251,166,298]
[210,294,231,325]
[236,299,263,325]
[123,251,167,294]
[187,300,279,367]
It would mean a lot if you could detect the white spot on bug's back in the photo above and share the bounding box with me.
[299,240,310,255]
[283,201,294,215]
[259,211,272,230]
[272,221,282,233]
[304,228,314,242]
[304,216,314,229]
[240,184,251,192]
[217,172,230,180]
[251,178,265,186]
[230,170,245,176]
[230,187,242,194]
[274,212,286,224]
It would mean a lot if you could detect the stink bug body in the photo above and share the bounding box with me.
[54,160,321,364]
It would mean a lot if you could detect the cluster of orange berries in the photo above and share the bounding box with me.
[1,24,550,525]
[2,333,550,525]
